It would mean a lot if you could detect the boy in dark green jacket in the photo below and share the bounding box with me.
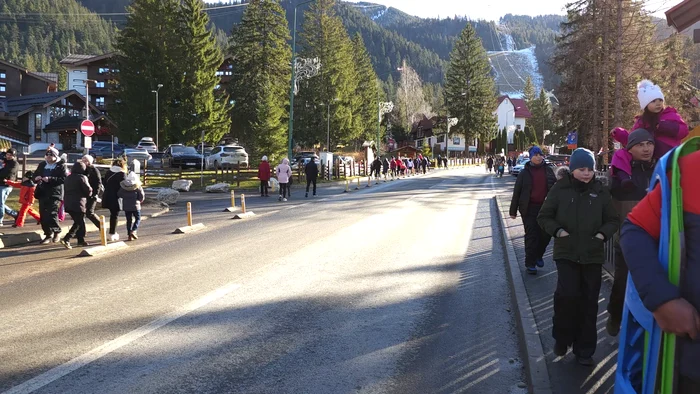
[537,148,619,366]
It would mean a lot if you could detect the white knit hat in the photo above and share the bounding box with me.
[637,79,664,110]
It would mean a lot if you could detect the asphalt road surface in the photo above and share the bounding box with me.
[1,167,527,394]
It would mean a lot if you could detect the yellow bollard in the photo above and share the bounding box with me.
[187,202,193,227]
[241,194,247,214]
[99,215,107,246]
[230,190,236,208]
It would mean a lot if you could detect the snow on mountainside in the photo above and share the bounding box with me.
[488,24,545,97]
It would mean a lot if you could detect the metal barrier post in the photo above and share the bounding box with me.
[187,202,193,227]
[231,190,236,208]
[241,194,246,214]
[99,215,107,246]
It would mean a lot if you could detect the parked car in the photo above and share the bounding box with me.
[511,158,555,177]
[137,137,158,153]
[206,145,249,169]
[546,154,570,167]
[163,145,204,169]
[196,143,213,157]
[123,148,152,164]
[291,157,321,172]
[89,141,125,159]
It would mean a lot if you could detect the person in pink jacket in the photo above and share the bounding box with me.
[276,158,292,202]
[610,79,688,185]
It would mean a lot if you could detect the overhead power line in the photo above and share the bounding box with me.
[0,2,248,17]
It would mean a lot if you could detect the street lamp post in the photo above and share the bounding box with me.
[288,0,321,160]
[151,83,163,151]
[446,117,458,161]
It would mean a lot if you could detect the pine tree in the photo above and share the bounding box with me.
[658,34,698,123]
[444,22,496,151]
[351,34,379,142]
[296,0,358,150]
[529,88,553,145]
[228,0,292,159]
[114,0,182,143]
[171,0,231,145]
[523,76,536,110]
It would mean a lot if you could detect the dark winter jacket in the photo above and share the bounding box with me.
[537,168,619,264]
[610,160,654,228]
[85,164,103,199]
[305,159,319,179]
[63,162,92,213]
[382,158,389,173]
[0,157,19,183]
[34,159,67,201]
[103,167,126,211]
[621,150,700,381]
[509,161,557,217]
[117,178,145,212]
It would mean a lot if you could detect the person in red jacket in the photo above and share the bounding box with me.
[258,156,271,197]
[4,170,40,227]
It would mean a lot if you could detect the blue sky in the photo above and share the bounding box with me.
[343,0,674,21]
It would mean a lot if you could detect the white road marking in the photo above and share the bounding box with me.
[3,282,242,394]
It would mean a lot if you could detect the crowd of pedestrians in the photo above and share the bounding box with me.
[508,79,698,391]
[0,145,147,248]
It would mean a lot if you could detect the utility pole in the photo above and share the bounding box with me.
[602,6,610,165]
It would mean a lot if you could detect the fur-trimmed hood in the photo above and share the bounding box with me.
[555,166,609,187]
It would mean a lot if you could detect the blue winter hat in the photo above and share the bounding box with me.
[528,146,543,158]
[569,148,596,171]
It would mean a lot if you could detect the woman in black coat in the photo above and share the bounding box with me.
[61,161,92,248]
[34,147,67,244]
[102,158,127,241]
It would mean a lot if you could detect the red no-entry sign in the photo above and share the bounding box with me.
[81,120,95,137]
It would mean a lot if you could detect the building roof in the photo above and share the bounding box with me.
[0,123,30,145]
[4,91,76,117]
[59,53,116,66]
[497,95,532,118]
[44,116,84,132]
[0,59,57,86]
[30,72,59,84]
[666,0,700,32]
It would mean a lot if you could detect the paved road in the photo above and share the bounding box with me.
[1,168,527,394]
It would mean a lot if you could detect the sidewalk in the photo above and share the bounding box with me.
[0,203,168,248]
[495,194,619,394]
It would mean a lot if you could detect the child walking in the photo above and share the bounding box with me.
[3,170,40,227]
[117,172,145,241]
[611,79,689,183]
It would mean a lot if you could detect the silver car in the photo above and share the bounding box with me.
[124,148,152,164]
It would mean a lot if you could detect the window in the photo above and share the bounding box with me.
[453,137,461,145]
[224,71,232,76]
[95,81,105,88]
[34,113,42,141]
[0,84,5,92]
[98,67,109,74]
[0,70,5,79]
[215,71,224,76]
[95,96,105,107]
[215,84,221,90]
[437,135,445,143]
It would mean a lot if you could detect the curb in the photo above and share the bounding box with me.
[0,207,169,249]
[493,196,553,394]
[78,241,128,257]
